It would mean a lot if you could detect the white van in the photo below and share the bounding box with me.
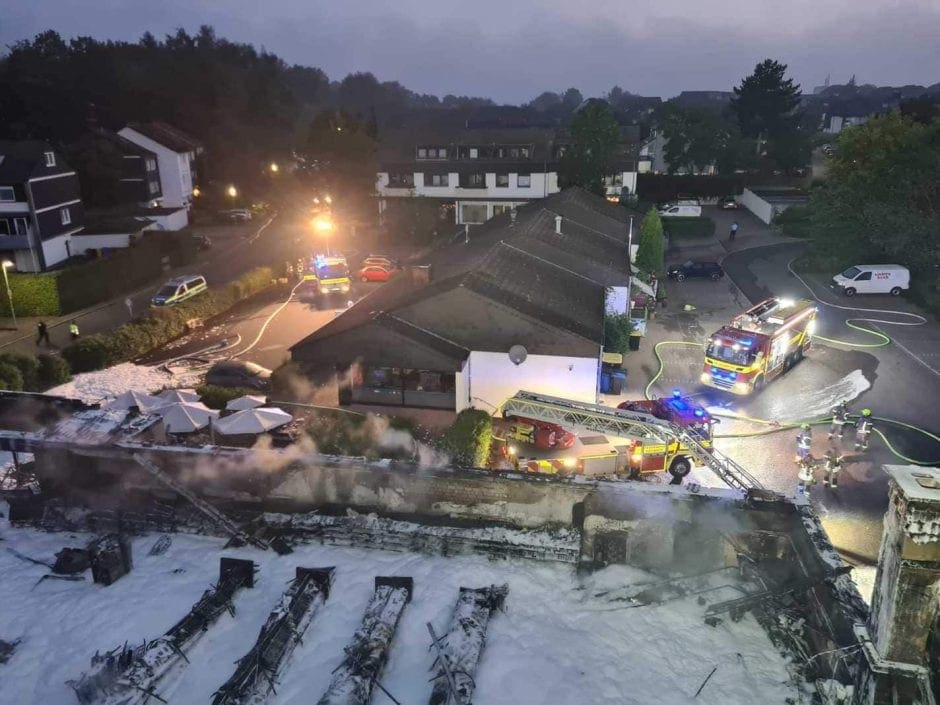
[831,264,910,297]
[659,204,702,217]
[151,274,209,306]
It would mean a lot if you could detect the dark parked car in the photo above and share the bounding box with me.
[667,260,724,282]
[205,360,272,389]
[718,196,739,209]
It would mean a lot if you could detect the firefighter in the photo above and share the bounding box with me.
[823,449,844,488]
[797,455,816,494]
[828,400,849,441]
[796,423,812,459]
[855,409,874,451]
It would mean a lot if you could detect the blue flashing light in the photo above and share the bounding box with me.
[694,409,704,418]
[672,389,681,399]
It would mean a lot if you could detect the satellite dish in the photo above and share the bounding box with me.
[508,345,528,366]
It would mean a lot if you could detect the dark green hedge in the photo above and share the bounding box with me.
[662,216,716,239]
[440,408,493,467]
[62,266,275,373]
[0,352,71,392]
[0,273,62,317]
[773,205,812,238]
[196,384,256,410]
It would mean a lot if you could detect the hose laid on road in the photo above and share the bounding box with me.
[644,340,704,401]
[786,259,926,349]
[229,278,308,359]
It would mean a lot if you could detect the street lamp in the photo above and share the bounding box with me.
[324,194,332,205]
[226,185,238,199]
[312,216,335,255]
[269,162,279,174]
[1,260,16,330]
[192,186,201,198]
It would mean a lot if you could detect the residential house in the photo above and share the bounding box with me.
[0,141,85,271]
[99,131,163,205]
[291,187,634,412]
[638,130,716,175]
[671,91,734,109]
[118,122,202,211]
[376,126,638,225]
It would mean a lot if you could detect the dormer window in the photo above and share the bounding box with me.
[44,151,56,167]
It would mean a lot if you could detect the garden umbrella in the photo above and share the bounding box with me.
[214,407,293,435]
[225,394,268,412]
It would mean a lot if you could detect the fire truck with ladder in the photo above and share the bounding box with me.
[500,391,761,491]
[701,297,817,395]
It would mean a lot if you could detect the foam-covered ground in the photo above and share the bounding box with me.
[0,520,798,704]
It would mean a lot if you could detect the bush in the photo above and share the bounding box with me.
[197,384,256,410]
[0,273,62,317]
[62,266,275,371]
[661,216,716,239]
[635,209,665,275]
[306,412,372,456]
[604,314,635,355]
[440,408,492,467]
[37,354,71,388]
[773,205,812,238]
[0,362,24,391]
[0,352,40,391]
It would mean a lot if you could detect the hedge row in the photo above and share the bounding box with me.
[0,274,61,317]
[62,266,275,373]
[0,351,71,392]
[662,216,716,239]
[440,408,493,467]
[638,174,743,202]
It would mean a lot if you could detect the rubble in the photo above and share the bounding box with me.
[88,533,133,586]
[428,584,509,705]
[0,638,20,665]
[71,557,256,705]
[317,577,413,705]
[212,566,334,705]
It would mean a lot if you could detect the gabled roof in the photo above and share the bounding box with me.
[123,122,203,154]
[95,130,157,158]
[0,140,67,184]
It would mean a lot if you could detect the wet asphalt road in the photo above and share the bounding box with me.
[652,242,940,563]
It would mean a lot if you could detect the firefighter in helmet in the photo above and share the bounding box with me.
[855,409,874,451]
[828,400,849,441]
[796,423,813,460]
[797,455,816,494]
[823,449,844,488]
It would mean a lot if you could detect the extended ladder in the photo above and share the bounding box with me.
[500,391,763,492]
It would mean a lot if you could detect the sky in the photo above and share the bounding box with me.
[3,0,939,102]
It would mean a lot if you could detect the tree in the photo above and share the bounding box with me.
[604,313,635,355]
[558,100,621,195]
[731,59,802,140]
[806,113,940,270]
[561,87,584,112]
[635,208,665,275]
[301,109,377,201]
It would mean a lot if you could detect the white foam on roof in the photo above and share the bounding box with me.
[0,524,798,704]
[48,363,203,405]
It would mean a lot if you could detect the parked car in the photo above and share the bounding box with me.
[362,254,401,268]
[192,234,213,250]
[358,264,399,283]
[667,260,724,282]
[659,204,702,217]
[151,274,208,306]
[219,209,253,223]
[718,196,739,210]
[205,360,272,389]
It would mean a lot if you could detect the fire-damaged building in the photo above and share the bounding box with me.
[290,187,640,412]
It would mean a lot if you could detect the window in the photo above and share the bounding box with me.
[492,204,513,217]
[464,173,485,188]
[417,148,427,159]
[148,180,160,195]
[13,218,28,235]
[0,187,14,202]
[461,204,487,224]
[508,148,520,158]
[44,151,56,167]
[417,147,447,159]
[146,158,157,171]
[388,172,414,187]
[469,148,478,159]
[603,174,624,187]
[429,174,449,187]
[855,271,872,281]
[0,220,9,236]
[495,174,510,187]
[60,207,71,225]
[520,147,530,158]
[517,174,531,188]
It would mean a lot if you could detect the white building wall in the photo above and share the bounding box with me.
[71,233,131,252]
[605,286,629,315]
[41,233,74,268]
[144,208,189,231]
[738,188,775,225]
[376,171,557,201]
[118,128,193,209]
[456,350,599,413]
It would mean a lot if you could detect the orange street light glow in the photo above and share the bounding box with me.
[313,217,334,232]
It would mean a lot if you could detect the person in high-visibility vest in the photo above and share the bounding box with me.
[797,456,816,494]
[855,409,874,451]
[68,320,80,341]
[823,449,844,488]
[796,423,812,459]
[828,400,849,441]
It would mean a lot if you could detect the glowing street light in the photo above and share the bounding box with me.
[192,186,201,198]
[324,194,332,204]
[269,162,279,173]
[1,260,16,330]
[313,216,334,233]
[226,185,238,199]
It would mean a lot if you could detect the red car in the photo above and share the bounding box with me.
[358,264,398,283]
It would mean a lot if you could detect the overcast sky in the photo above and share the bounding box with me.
[3,0,939,102]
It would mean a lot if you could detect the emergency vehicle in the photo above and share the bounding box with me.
[702,297,817,395]
[303,254,351,295]
[506,418,576,450]
[503,390,715,480]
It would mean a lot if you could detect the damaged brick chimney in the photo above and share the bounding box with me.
[856,465,940,704]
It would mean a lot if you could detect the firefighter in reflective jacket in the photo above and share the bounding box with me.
[855,409,874,451]
[823,449,844,488]
[828,400,849,440]
[796,424,812,459]
[797,456,816,494]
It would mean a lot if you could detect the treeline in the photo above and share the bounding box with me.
[0,26,494,186]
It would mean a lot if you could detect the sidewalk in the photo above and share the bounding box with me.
[666,206,802,264]
[0,216,275,356]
